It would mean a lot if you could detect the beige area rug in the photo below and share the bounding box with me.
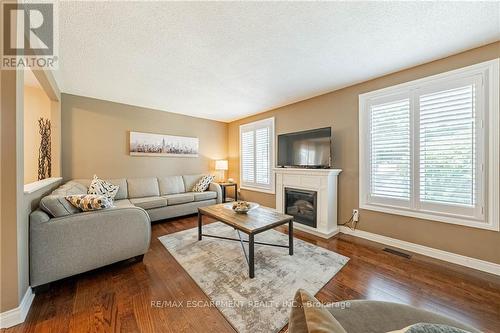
[159,222,349,333]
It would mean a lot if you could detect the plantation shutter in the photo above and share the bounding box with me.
[369,97,411,206]
[240,118,274,191]
[241,130,255,183]
[419,82,479,208]
[255,127,270,185]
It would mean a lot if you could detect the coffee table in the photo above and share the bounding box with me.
[197,203,294,278]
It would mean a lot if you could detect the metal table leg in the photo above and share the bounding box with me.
[249,234,254,278]
[198,212,202,240]
[289,220,294,255]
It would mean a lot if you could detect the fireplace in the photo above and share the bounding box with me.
[285,187,317,228]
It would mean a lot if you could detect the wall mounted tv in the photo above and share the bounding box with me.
[277,127,332,168]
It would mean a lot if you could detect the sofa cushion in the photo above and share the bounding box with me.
[158,176,185,195]
[73,178,128,200]
[182,174,204,193]
[40,195,81,217]
[108,178,128,200]
[88,175,120,201]
[289,289,346,333]
[130,197,167,210]
[72,179,91,188]
[192,191,217,202]
[113,199,134,208]
[40,181,88,217]
[127,177,159,198]
[164,193,195,205]
[66,194,113,212]
[52,181,88,196]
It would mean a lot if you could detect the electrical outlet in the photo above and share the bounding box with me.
[353,209,359,222]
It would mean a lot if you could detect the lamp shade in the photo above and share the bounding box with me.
[215,160,228,171]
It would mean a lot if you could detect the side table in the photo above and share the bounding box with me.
[218,182,238,203]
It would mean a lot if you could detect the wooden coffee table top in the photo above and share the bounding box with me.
[198,203,293,234]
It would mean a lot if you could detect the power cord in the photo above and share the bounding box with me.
[338,212,359,231]
[338,214,353,227]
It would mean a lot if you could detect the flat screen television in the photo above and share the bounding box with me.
[277,127,332,168]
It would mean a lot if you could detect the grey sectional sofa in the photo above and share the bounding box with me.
[72,174,222,221]
[30,174,222,289]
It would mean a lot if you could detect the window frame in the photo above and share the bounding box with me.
[359,59,499,231]
[239,117,275,194]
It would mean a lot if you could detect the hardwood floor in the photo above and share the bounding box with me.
[4,215,500,333]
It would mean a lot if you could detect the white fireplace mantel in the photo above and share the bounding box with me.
[274,168,342,238]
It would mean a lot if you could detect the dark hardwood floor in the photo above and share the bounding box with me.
[4,215,500,333]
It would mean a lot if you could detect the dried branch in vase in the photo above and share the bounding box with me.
[38,118,51,181]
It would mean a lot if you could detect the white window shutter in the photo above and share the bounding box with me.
[419,84,477,207]
[241,130,255,183]
[239,118,275,192]
[255,127,270,185]
[369,98,411,204]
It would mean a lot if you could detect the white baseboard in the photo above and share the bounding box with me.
[293,223,340,239]
[339,227,500,276]
[0,287,35,329]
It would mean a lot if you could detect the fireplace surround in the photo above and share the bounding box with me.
[275,168,342,238]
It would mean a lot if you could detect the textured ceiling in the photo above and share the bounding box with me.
[56,1,500,122]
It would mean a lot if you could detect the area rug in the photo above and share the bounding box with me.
[159,222,349,333]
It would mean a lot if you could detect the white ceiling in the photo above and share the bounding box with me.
[56,1,500,122]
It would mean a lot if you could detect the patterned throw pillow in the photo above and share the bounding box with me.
[387,323,472,333]
[65,194,112,212]
[192,175,215,192]
[88,175,119,201]
[289,289,346,333]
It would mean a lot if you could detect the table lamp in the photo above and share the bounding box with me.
[215,160,228,182]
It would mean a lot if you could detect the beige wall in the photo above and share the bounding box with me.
[228,42,500,264]
[0,4,20,313]
[0,67,21,313]
[24,85,52,184]
[61,94,228,180]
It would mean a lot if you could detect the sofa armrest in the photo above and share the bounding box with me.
[30,206,151,286]
[209,182,223,204]
[30,209,51,226]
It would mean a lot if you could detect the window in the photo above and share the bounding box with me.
[240,117,275,193]
[359,59,499,231]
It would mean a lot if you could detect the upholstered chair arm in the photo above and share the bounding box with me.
[209,182,223,204]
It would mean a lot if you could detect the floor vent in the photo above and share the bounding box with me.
[383,247,412,259]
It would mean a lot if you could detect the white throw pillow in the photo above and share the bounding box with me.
[88,175,119,201]
[192,175,215,192]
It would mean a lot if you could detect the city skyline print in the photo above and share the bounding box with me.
[129,131,199,157]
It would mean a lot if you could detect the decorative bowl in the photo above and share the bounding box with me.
[224,201,259,214]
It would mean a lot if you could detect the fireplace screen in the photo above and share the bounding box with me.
[284,188,317,228]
